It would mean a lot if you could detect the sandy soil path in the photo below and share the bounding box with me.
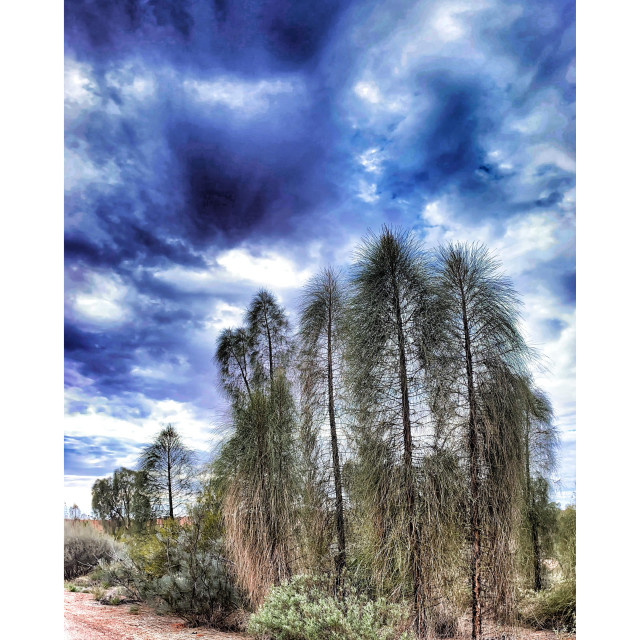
[64,590,249,640]
[64,589,575,640]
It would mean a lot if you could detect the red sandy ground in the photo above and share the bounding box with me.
[64,590,249,640]
[64,589,575,640]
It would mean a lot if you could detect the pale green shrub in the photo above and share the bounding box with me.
[248,574,415,640]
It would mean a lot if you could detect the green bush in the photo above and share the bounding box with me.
[100,508,240,628]
[248,575,414,640]
[518,580,576,632]
[555,505,576,581]
[64,521,120,579]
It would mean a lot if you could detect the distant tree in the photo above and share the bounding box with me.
[298,267,348,585]
[91,467,153,529]
[139,425,196,519]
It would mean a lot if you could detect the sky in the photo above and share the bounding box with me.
[64,0,576,515]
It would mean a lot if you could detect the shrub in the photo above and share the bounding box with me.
[100,508,240,628]
[64,521,120,579]
[247,574,415,640]
[518,580,576,632]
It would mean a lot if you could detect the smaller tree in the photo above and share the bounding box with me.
[91,467,152,530]
[139,424,196,519]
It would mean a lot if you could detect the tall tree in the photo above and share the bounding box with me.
[347,227,437,636]
[298,267,347,584]
[139,424,196,519]
[214,290,299,607]
[433,243,532,639]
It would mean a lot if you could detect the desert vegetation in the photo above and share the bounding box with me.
[70,228,576,638]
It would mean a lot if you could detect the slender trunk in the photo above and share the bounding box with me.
[258,308,284,580]
[263,309,274,384]
[525,423,543,591]
[392,268,426,636]
[232,346,252,398]
[460,280,482,640]
[167,458,174,520]
[327,290,346,586]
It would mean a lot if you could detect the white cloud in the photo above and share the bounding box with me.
[69,271,131,325]
[65,57,98,120]
[184,76,300,115]
[359,148,383,174]
[357,180,379,203]
[529,143,576,174]
[153,248,313,293]
[65,143,122,191]
[354,81,383,105]
[205,301,246,332]
[216,248,313,289]
[432,1,488,42]
[105,63,157,102]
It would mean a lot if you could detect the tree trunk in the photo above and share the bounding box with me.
[460,281,482,640]
[167,459,174,520]
[525,418,542,591]
[392,268,427,637]
[327,291,346,586]
[263,308,274,384]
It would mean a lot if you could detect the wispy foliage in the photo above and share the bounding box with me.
[346,227,442,637]
[298,267,348,584]
[214,290,300,608]
[139,424,196,519]
[432,243,534,636]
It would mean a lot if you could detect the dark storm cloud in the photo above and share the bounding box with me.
[65,0,576,395]
[66,0,349,73]
[65,0,575,508]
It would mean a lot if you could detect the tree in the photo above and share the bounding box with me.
[347,227,438,636]
[139,425,196,519]
[246,289,292,386]
[298,267,348,585]
[433,243,533,639]
[214,289,299,607]
[92,467,153,530]
[215,327,253,400]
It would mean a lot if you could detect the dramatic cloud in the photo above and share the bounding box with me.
[65,0,575,513]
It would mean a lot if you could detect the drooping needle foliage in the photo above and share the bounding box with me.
[346,227,440,637]
[139,424,196,520]
[213,289,299,608]
[432,243,535,639]
[298,267,348,584]
[202,230,565,637]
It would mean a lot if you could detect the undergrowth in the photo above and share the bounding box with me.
[247,574,415,640]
